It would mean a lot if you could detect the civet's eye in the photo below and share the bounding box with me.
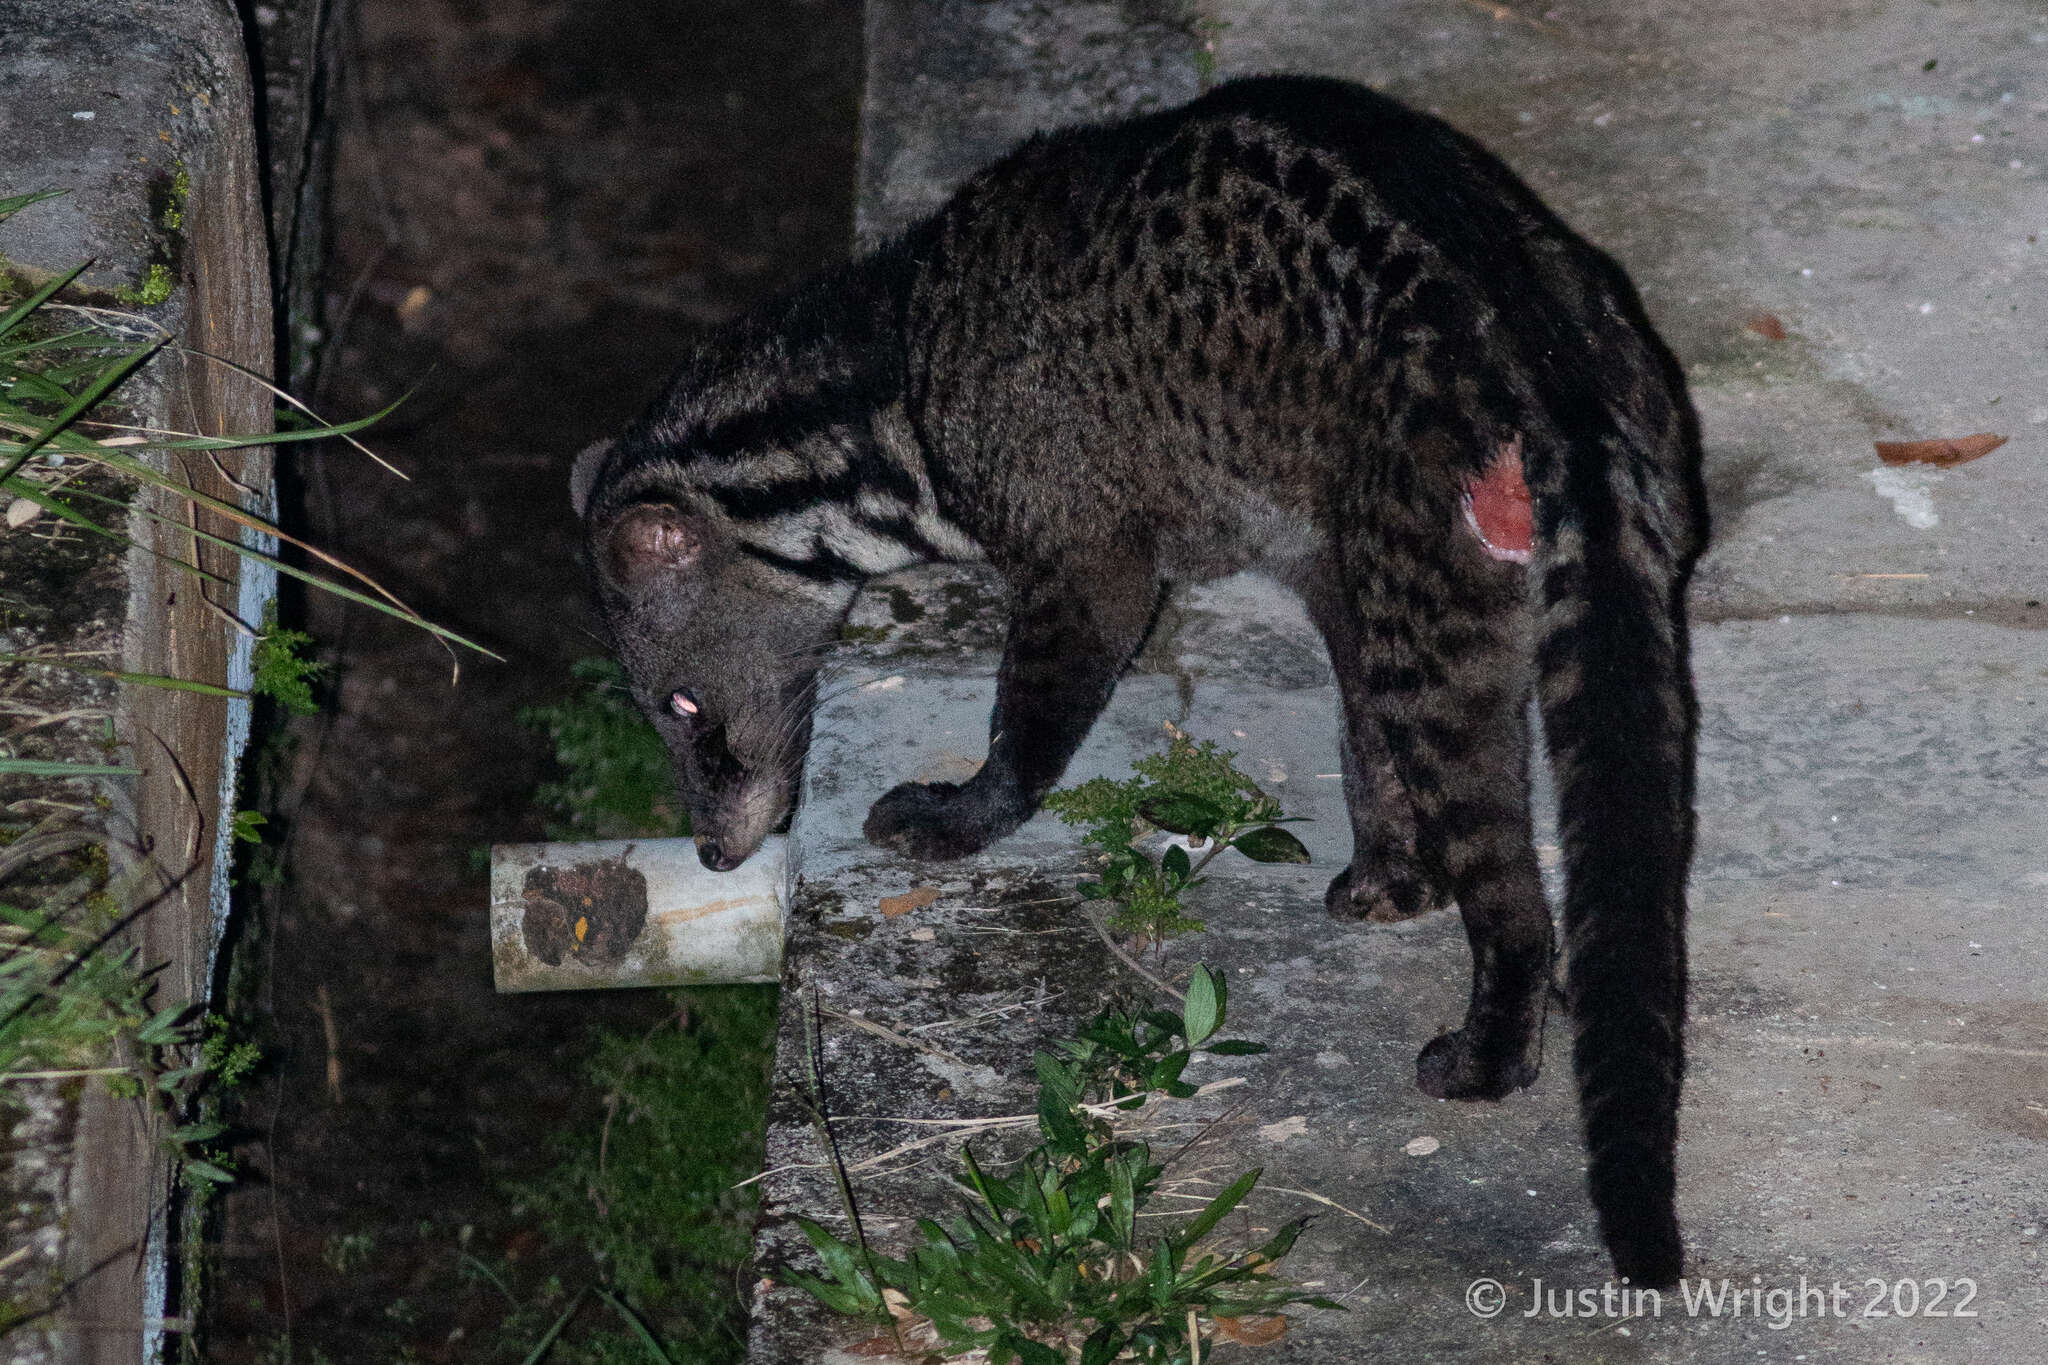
[669,689,699,719]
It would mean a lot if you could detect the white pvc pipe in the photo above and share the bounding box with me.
[488,836,791,992]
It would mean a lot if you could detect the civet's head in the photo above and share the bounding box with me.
[574,440,837,871]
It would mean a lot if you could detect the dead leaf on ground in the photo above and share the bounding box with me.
[1214,1314,1290,1346]
[1745,312,1787,340]
[1258,1115,1310,1143]
[879,886,941,917]
[1874,433,2007,467]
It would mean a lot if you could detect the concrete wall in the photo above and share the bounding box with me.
[0,1,276,1359]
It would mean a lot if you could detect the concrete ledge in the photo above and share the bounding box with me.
[0,2,274,1361]
[758,609,2048,1363]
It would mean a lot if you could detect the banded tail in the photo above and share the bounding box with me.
[1531,402,1702,1288]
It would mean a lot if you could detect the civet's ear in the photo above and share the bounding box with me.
[569,438,616,519]
[598,503,706,590]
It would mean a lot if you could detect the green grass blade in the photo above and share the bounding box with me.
[0,656,248,700]
[50,438,436,621]
[516,1285,590,1365]
[165,513,502,660]
[0,327,102,360]
[1174,1167,1261,1251]
[0,261,89,343]
[959,1142,1006,1219]
[168,348,411,477]
[107,671,247,699]
[595,1289,676,1365]
[1,371,86,406]
[2,475,236,587]
[37,398,397,454]
[0,339,160,484]
[0,190,66,222]
[52,472,493,659]
[0,760,140,777]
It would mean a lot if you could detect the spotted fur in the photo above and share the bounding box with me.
[575,75,1706,1285]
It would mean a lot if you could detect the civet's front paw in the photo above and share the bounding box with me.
[1322,857,1449,923]
[1415,1027,1539,1101]
[863,780,1008,861]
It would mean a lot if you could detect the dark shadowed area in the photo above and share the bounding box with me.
[206,2,858,1359]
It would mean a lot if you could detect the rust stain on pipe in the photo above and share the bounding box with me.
[648,894,759,926]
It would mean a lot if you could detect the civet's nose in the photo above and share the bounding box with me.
[695,836,744,872]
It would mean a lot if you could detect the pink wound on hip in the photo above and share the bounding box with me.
[1462,438,1533,563]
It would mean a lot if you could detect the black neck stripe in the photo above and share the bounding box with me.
[741,538,866,585]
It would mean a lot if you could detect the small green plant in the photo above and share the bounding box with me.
[322,1231,377,1275]
[1043,729,1309,942]
[789,966,1335,1362]
[160,165,190,232]
[113,262,173,308]
[512,989,776,1363]
[202,1011,261,1087]
[251,604,327,715]
[0,883,247,1186]
[0,876,147,1086]
[521,657,688,840]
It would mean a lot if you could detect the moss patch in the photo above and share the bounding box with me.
[114,262,173,307]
